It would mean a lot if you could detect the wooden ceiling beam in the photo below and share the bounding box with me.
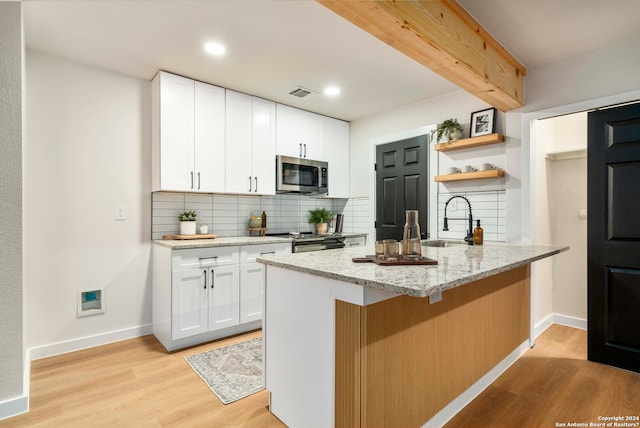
[317,0,526,111]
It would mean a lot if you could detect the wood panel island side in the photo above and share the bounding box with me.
[257,242,568,428]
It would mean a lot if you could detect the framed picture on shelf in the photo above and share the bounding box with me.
[469,107,496,137]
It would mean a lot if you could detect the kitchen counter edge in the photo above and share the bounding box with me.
[152,232,367,249]
[257,243,569,298]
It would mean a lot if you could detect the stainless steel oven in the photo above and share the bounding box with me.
[266,232,346,253]
[276,155,328,195]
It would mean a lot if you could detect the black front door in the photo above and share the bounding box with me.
[375,135,428,241]
[588,102,640,373]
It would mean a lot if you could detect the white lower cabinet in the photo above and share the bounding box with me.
[240,242,291,324]
[153,242,290,351]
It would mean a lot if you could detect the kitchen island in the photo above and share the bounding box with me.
[257,242,568,428]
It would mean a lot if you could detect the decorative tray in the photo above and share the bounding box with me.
[352,255,438,266]
[162,234,219,240]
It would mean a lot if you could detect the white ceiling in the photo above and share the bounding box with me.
[22,0,640,121]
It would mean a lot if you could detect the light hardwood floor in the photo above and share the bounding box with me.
[1,325,638,427]
[445,324,640,428]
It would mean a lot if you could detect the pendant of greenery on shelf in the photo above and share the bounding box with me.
[178,210,197,221]
[432,118,464,143]
[308,208,332,224]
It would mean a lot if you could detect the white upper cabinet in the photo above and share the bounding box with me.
[194,81,226,192]
[152,71,225,192]
[153,71,346,196]
[225,90,253,194]
[322,117,350,198]
[251,97,277,195]
[276,104,325,160]
[225,90,276,195]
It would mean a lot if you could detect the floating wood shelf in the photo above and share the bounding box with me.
[545,148,587,160]
[434,133,505,152]
[434,169,505,182]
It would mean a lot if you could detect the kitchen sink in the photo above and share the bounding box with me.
[421,240,466,247]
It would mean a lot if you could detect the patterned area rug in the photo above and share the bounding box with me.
[185,337,263,404]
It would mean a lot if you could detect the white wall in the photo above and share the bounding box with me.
[530,113,588,322]
[24,51,152,358]
[349,90,510,240]
[350,89,492,197]
[512,31,640,330]
[0,1,26,418]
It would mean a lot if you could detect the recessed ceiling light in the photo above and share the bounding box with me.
[204,42,226,56]
[324,86,341,97]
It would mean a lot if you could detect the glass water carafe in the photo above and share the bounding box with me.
[402,210,422,260]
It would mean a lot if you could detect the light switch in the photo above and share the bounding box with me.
[115,206,126,221]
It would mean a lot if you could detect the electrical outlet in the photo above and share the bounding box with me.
[429,289,442,304]
[115,206,126,221]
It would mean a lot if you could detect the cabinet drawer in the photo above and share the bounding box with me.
[173,247,239,270]
[344,236,366,247]
[241,243,291,263]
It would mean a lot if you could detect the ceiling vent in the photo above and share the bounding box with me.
[288,86,317,98]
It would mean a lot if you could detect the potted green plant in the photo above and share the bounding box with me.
[308,208,333,235]
[178,210,197,235]
[432,118,464,143]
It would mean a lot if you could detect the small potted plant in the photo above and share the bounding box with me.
[308,208,333,235]
[178,210,197,235]
[432,118,464,143]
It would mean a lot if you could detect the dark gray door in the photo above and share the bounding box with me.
[375,135,428,241]
[588,102,640,373]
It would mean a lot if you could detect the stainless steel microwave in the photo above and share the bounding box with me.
[276,155,328,195]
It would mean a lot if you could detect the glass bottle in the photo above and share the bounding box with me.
[261,211,267,228]
[473,219,484,245]
[402,210,422,260]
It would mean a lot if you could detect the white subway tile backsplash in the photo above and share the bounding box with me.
[151,190,503,243]
[151,192,359,239]
[437,190,506,242]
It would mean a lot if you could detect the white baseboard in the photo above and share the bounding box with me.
[553,314,587,330]
[534,314,555,339]
[534,313,587,340]
[29,323,153,361]
[0,395,28,422]
[423,339,531,428]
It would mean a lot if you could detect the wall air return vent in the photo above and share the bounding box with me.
[288,86,317,98]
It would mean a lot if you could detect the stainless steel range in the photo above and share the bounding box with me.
[266,232,346,253]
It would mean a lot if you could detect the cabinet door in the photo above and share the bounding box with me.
[225,90,254,194]
[208,265,240,331]
[276,104,303,157]
[159,72,195,191]
[194,82,225,192]
[240,262,265,324]
[322,117,350,198]
[252,97,276,195]
[301,111,325,160]
[171,268,207,339]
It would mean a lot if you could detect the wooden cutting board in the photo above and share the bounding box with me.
[162,233,219,240]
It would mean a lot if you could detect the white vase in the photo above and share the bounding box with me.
[180,221,197,235]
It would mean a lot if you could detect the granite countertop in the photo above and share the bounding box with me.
[153,236,292,249]
[257,242,569,298]
[153,232,368,249]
